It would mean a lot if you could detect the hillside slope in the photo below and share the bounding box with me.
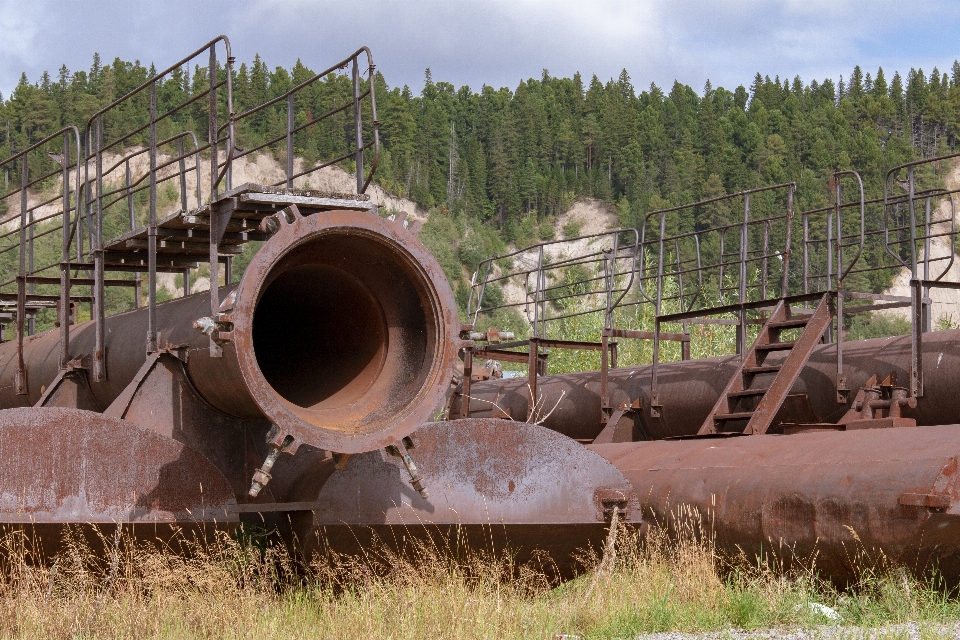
[881,159,960,328]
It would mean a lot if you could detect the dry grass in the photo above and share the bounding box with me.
[1,515,959,639]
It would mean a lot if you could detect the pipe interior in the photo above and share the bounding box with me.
[251,234,435,425]
[253,263,388,409]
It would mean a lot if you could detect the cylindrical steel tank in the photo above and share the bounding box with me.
[455,331,960,440]
[0,209,460,453]
[589,425,960,585]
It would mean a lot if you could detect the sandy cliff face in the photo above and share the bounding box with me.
[879,160,960,327]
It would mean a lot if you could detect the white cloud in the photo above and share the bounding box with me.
[0,0,45,90]
[1,0,960,99]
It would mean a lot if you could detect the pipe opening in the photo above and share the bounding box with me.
[249,233,439,435]
[253,264,388,409]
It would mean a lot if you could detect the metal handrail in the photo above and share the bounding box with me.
[0,126,83,385]
[800,171,866,294]
[223,46,379,195]
[469,229,639,338]
[82,36,234,374]
[639,182,796,324]
[98,132,203,230]
[884,154,959,281]
[881,153,960,396]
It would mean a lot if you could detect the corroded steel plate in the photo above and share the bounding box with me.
[591,425,960,585]
[0,407,237,525]
[289,418,635,577]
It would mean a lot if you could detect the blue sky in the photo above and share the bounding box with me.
[1,0,959,99]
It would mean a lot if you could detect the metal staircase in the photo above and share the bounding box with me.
[99,183,375,273]
[0,38,381,393]
[698,293,833,435]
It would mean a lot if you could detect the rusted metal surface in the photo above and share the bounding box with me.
[453,329,960,442]
[97,349,308,505]
[9,34,960,587]
[227,206,461,453]
[287,418,636,577]
[837,373,917,427]
[590,425,960,585]
[784,373,920,434]
[0,407,236,553]
[0,207,459,456]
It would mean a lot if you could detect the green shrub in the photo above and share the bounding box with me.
[846,311,911,340]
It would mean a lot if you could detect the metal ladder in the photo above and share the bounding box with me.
[698,293,833,435]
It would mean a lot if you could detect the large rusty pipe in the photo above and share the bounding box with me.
[456,331,960,440]
[589,426,960,585]
[0,209,460,453]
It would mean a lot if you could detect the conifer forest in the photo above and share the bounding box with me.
[2,54,960,313]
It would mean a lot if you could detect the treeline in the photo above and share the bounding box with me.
[0,54,364,189]
[2,53,960,311]
[4,54,959,221]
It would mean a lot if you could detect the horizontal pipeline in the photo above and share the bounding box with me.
[455,331,960,440]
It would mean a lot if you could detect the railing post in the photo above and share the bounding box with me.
[125,161,135,230]
[287,94,295,189]
[908,166,917,280]
[600,332,609,423]
[718,232,726,303]
[737,193,749,357]
[761,221,769,300]
[650,213,666,417]
[208,44,222,356]
[126,160,141,309]
[15,156,27,394]
[194,137,202,210]
[209,45,219,202]
[93,115,106,381]
[923,196,932,332]
[146,81,158,355]
[353,56,364,194]
[225,50,235,193]
[178,136,188,212]
[912,278,924,398]
[82,128,92,261]
[534,245,545,338]
[59,132,72,369]
[826,210,833,291]
[27,208,34,337]
[781,184,793,298]
[674,239,684,311]
[526,337,539,422]
[833,176,845,397]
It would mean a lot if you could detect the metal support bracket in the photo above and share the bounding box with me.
[207,197,238,358]
[386,436,428,499]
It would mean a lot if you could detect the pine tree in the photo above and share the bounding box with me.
[874,68,888,96]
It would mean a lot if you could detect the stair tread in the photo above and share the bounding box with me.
[743,364,782,374]
[728,387,769,398]
[768,317,810,329]
[756,340,797,351]
[714,411,755,421]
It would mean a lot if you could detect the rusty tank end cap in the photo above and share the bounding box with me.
[290,418,638,526]
[0,407,237,524]
[230,208,461,454]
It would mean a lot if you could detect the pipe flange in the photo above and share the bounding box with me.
[228,205,460,454]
